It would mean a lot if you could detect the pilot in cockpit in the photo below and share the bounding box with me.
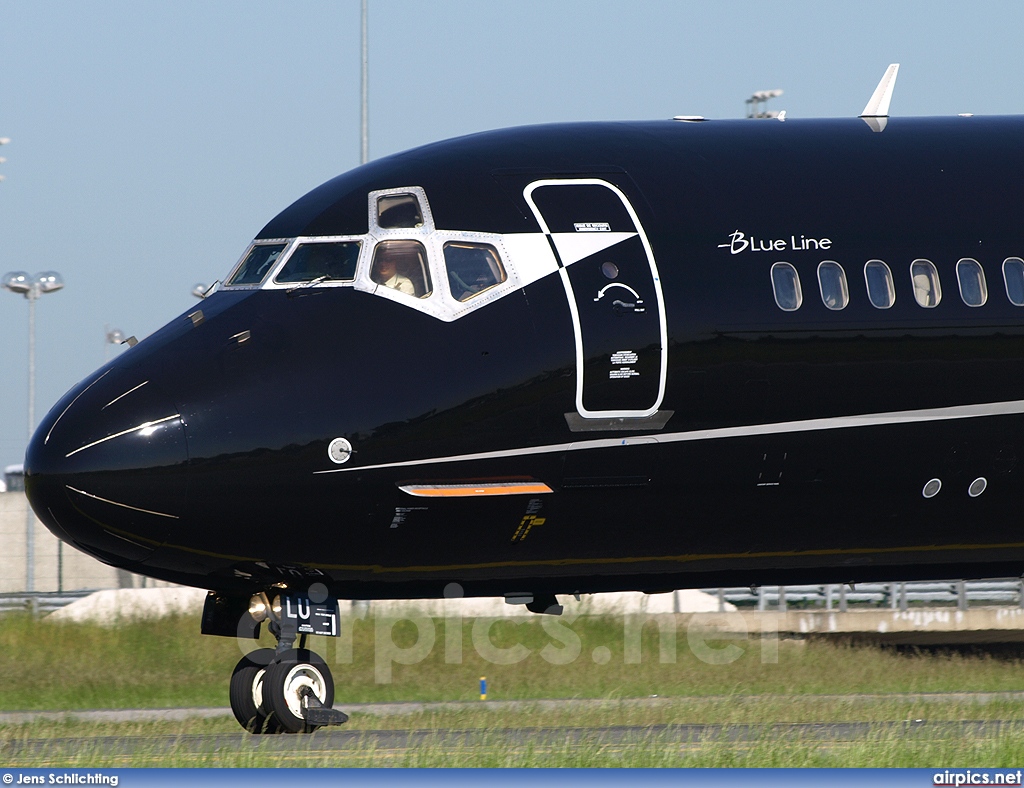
[371,256,415,295]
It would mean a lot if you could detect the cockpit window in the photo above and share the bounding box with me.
[371,239,432,297]
[443,242,507,301]
[377,194,423,229]
[275,241,360,284]
[227,243,287,286]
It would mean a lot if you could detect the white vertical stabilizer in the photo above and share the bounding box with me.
[860,63,900,118]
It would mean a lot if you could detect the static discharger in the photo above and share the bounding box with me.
[399,481,553,497]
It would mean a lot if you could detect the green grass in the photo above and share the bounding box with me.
[6,610,1024,766]
[4,611,1024,710]
[3,684,1024,766]
[4,709,1024,767]
[3,696,1024,735]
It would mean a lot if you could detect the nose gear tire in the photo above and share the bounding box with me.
[229,649,282,734]
[263,648,335,734]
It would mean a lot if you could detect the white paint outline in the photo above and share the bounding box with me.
[523,179,668,420]
[595,283,641,301]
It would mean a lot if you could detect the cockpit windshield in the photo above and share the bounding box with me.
[377,194,423,229]
[443,241,507,301]
[226,185,520,321]
[371,239,432,297]
[275,241,361,284]
[227,243,287,286]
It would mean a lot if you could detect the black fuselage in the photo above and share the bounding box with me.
[24,115,1024,600]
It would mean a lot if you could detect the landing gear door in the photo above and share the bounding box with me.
[524,179,667,419]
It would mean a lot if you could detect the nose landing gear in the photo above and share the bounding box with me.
[215,590,349,734]
[229,644,348,733]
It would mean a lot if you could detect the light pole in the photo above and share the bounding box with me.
[361,0,368,164]
[2,270,64,593]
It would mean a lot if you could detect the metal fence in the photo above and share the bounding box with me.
[4,581,1024,619]
[701,580,1024,612]
[0,590,95,616]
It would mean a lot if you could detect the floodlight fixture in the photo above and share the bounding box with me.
[36,271,64,294]
[2,271,32,295]
[746,89,785,119]
[3,271,64,298]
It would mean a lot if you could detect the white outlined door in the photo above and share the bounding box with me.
[524,179,667,419]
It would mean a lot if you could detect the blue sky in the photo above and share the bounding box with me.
[1,0,1023,469]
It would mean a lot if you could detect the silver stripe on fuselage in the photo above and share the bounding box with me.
[313,399,1024,476]
[65,485,180,519]
[65,414,181,458]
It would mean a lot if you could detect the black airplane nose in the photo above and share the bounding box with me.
[25,366,188,567]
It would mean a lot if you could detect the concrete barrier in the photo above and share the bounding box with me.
[46,587,209,624]
[44,588,734,624]
[40,586,1024,644]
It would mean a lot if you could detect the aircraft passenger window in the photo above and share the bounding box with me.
[817,261,848,310]
[227,243,287,286]
[377,194,424,229]
[864,260,895,309]
[910,259,942,308]
[371,239,432,297]
[956,258,987,307]
[770,262,802,311]
[275,241,360,284]
[1004,258,1024,306]
[443,242,507,301]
